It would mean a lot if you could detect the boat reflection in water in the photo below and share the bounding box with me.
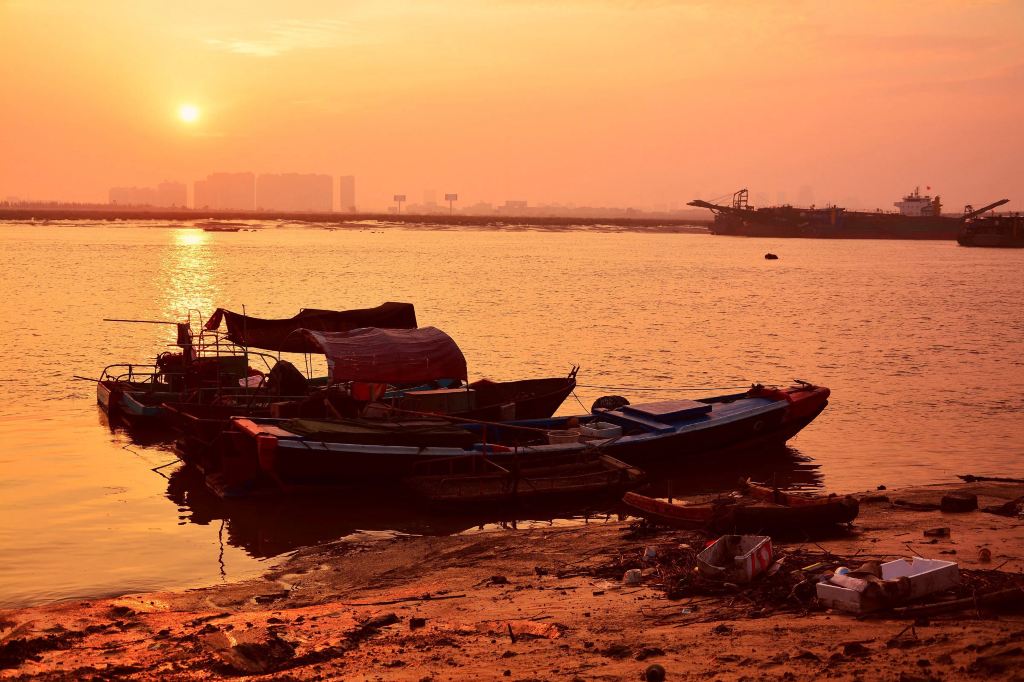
[643,444,824,498]
[162,444,820,560]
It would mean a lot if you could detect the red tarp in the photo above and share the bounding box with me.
[299,327,468,384]
[204,302,417,353]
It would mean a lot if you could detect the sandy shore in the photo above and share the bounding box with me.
[2,480,1023,681]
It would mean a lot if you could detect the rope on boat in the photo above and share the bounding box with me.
[570,390,589,412]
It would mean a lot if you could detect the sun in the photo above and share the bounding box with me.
[178,104,200,124]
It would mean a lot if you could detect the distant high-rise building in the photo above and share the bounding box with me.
[193,180,211,209]
[156,181,187,207]
[339,176,356,213]
[255,173,331,212]
[109,181,187,207]
[109,186,156,206]
[193,173,255,210]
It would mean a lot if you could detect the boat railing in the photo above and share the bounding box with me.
[99,363,179,387]
[181,329,284,375]
[186,327,301,374]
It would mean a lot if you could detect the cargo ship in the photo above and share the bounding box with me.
[957,213,1024,248]
[690,189,1008,240]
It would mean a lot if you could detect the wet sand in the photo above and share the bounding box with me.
[3,481,1023,680]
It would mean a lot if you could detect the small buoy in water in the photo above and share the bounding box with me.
[764,253,779,260]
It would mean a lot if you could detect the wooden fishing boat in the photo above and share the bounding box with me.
[96,370,180,428]
[222,382,830,491]
[402,451,645,506]
[96,303,418,427]
[277,368,578,423]
[452,372,579,421]
[97,354,284,428]
[622,481,859,533]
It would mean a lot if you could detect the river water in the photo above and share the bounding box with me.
[1,222,1021,608]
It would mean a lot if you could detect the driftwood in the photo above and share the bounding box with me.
[888,585,1024,618]
[958,474,1024,484]
[339,593,466,607]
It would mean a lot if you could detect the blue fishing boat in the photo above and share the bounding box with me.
[220,382,829,494]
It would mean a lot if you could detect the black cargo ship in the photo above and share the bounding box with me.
[691,188,1008,240]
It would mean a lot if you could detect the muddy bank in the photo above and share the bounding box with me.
[2,481,1023,680]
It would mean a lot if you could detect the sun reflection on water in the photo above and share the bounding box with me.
[158,229,218,331]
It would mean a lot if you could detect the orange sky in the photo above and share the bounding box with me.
[1,0,1022,211]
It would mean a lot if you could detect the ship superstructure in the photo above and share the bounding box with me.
[893,187,942,217]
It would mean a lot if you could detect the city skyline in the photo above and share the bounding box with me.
[24,174,1005,217]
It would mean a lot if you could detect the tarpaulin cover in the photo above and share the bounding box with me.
[300,326,468,383]
[204,302,417,353]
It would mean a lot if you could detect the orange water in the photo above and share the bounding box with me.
[1,222,1022,607]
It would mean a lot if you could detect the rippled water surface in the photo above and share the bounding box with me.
[1,222,1022,607]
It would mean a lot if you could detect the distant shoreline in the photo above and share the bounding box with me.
[0,206,712,230]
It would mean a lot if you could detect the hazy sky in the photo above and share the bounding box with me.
[1,0,1021,211]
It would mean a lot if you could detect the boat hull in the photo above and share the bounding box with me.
[222,384,830,493]
[710,208,961,240]
[957,215,1024,247]
[97,380,177,428]
[403,453,645,507]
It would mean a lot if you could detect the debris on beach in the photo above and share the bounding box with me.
[577,525,1024,622]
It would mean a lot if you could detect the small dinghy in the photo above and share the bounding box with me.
[622,480,859,533]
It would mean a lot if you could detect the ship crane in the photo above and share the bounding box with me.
[688,189,750,215]
[962,198,1010,220]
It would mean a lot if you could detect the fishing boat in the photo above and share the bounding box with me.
[402,451,645,506]
[221,381,829,493]
[276,369,578,422]
[167,368,577,457]
[163,321,577,462]
[622,480,859,532]
[200,304,576,421]
[96,354,269,429]
[96,302,419,427]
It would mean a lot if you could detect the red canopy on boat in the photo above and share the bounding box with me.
[203,302,417,353]
[300,326,468,384]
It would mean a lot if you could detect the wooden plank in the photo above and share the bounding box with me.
[621,399,712,421]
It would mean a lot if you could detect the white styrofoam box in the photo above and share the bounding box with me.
[816,557,959,613]
[580,421,623,439]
